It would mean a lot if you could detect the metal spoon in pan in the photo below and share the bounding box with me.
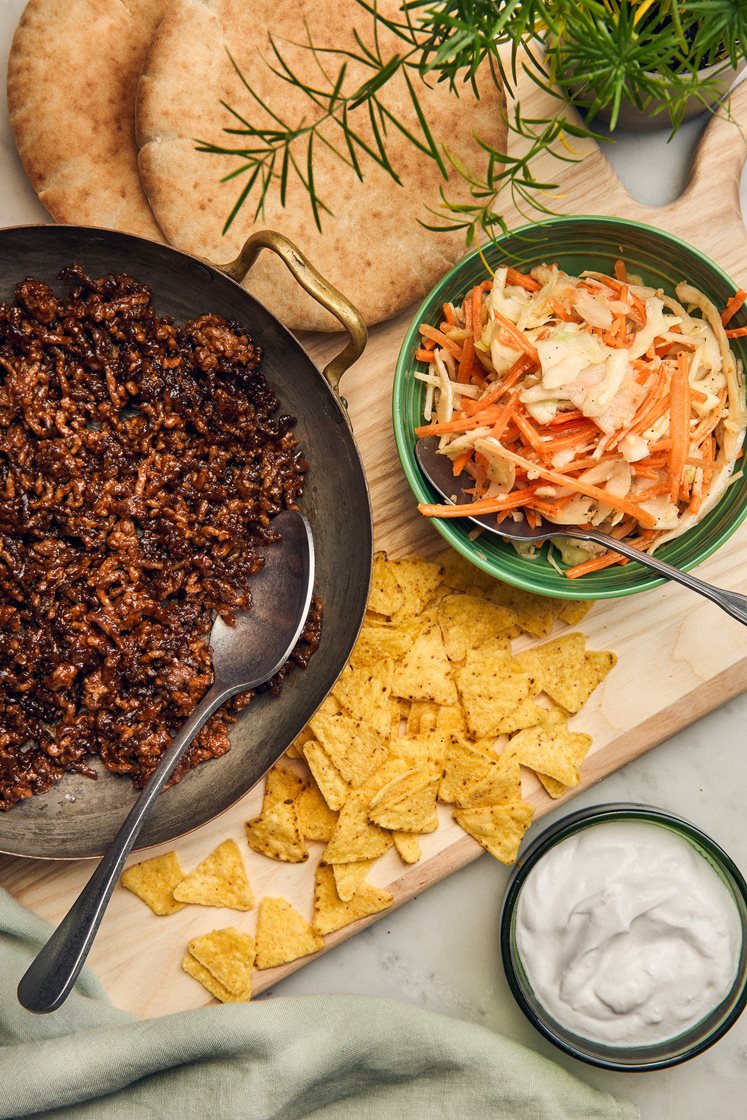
[18,508,314,1014]
[416,436,747,625]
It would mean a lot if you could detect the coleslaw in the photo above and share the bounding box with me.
[413,261,747,577]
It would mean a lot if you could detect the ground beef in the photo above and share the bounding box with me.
[0,266,321,810]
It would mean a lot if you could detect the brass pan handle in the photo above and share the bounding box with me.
[222,230,368,395]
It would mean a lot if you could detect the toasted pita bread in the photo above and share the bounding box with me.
[8,0,165,240]
[136,0,506,330]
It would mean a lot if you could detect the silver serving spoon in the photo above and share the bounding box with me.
[416,437,747,625]
[18,508,314,1014]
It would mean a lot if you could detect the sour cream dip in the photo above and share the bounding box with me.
[515,820,742,1046]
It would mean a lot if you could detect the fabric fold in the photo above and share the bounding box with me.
[0,888,638,1120]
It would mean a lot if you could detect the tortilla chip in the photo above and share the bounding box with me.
[244,799,308,863]
[357,757,412,799]
[368,766,440,833]
[264,764,307,806]
[405,700,440,736]
[386,556,443,618]
[332,660,394,738]
[454,648,534,739]
[435,703,468,735]
[120,851,185,916]
[297,781,339,841]
[173,839,254,910]
[332,858,376,902]
[391,623,458,705]
[439,737,500,805]
[497,586,556,639]
[393,831,421,864]
[309,711,388,787]
[456,753,523,809]
[454,802,534,863]
[349,622,415,667]
[187,927,255,998]
[505,719,592,786]
[438,593,518,661]
[555,599,593,626]
[313,864,393,935]
[182,953,247,1003]
[368,551,405,616]
[254,896,324,968]
[302,739,350,811]
[495,697,549,735]
[390,732,446,778]
[438,548,496,595]
[322,791,394,863]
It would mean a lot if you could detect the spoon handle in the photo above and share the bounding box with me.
[17,682,230,1014]
[585,533,747,625]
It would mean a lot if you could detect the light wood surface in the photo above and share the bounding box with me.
[3,73,747,1018]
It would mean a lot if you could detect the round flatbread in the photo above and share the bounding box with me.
[137,0,507,331]
[8,0,166,240]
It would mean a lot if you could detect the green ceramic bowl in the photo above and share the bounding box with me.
[393,216,747,599]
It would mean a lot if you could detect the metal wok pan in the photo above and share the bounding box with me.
[0,225,372,859]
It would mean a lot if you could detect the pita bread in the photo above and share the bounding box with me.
[8,0,165,240]
[137,0,507,331]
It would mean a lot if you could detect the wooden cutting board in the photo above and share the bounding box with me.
[3,72,747,1018]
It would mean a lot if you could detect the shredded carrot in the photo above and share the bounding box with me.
[668,353,691,502]
[725,326,747,338]
[565,550,626,578]
[415,408,502,437]
[613,259,628,283]
[457,336,475,384]
[419,324,462,359]
[491,309,539,365]
[721,289,747,326]
[480,443,658,528]
[452,449,474,476]
[461,354,532,415]
[471,287,483,340]
[489,389,521,440]
[418,488,537,518]
[442,303,457,327]
[506,267,541,292]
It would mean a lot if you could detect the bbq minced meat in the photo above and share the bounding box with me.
[0,266,321,811]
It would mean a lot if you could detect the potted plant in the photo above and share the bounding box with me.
[198,0,747,246]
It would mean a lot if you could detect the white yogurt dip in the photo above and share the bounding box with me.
[515,820,742,1046]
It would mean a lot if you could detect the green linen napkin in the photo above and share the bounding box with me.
[0,888,638,1120]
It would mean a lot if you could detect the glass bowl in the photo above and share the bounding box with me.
[499,803,747,1071]
[392,215,747,599]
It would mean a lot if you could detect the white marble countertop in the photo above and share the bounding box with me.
[0,2,745,1116]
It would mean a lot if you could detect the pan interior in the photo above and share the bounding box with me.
[0,226,372,859]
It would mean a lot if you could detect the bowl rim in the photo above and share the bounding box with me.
[499,802,747,1071]
[392,214,747,600]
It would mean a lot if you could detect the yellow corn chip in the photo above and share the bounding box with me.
[264,764,307,806]
[173,839,254,910]
[332,858,376,902]
[309,711,388,787]
[555,599,593,626]
[120,851,185,916]
[322,791,394,863]
[332,660,394,737]
[405,700,440,736]
[525,632,587,710]
[505,721,592,786]
[255,897,324,968]
[313,864,393,935]
[284,742,303,759]
[497,586,555,639]
[386,556,444,618]
[454,802,534,863]
[393,831,421,864]
[391,623,458,705]
[368,766,440,833]
[187,927,255,998]
[456,753,523,809]
[297,781,339,841]
[245,800,308,863]
[349,622,415,667]
[454,648,534,739]
[438,594,518,661]
[495,697,549,735]
[357,757,412,800]
[302,739,349,811]
[538,773,568,799]
[439,737,500,805]
[389,731,447,779]
[438,548,495,595]
[583,649,618,695]
[368,551,405,616]
[182,953,246,1003]
[435,703,468,735]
